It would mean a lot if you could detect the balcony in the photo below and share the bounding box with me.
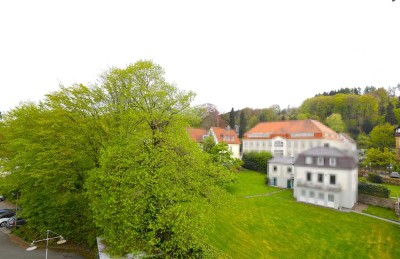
[296,179,341,192]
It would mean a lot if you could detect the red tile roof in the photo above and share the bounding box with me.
[187,128,208,143]
[211,127,241,144]
[244,120,338,140]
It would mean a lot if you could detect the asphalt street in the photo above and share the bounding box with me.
[0,201,86,259]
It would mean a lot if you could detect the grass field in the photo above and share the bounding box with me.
[208,169,400,258]
[363,205,399,222]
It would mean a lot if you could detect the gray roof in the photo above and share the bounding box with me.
[294,147,357,170]
[269,156,296,165]
[299,147,346,157]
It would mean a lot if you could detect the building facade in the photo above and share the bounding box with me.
[268,157,295,189]
[209,127,241,159]
[242,120,356,157]
[293,147,358,209]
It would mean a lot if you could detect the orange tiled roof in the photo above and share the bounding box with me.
[244,120,338,140]
[211,127,241,144]
[187,128,208,143]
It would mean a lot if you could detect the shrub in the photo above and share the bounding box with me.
[358,182,390,198]
[367,172,383,183]
[242,151,272,173]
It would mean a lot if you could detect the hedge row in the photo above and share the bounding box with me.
[242,151,272,173]
[358,181,390,198]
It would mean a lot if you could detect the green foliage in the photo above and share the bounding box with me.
[356,133,371,149]
[83,61,236,257]
[0,60,236,257]
[325,113,345,132]
[239,111,247,138]
[202,136,243,172]
[369,123,395,149]
[364,148,395,169]
[229,108,235,130]
[242,151,272,173]
[385,102,397,125]
[358,182,390,198]
[367,173,383,183]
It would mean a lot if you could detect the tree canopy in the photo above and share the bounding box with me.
[0,60,236,257]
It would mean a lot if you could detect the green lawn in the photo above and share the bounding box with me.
[363,205,399,222]
[208,170,400,258]
[382,183,400,198]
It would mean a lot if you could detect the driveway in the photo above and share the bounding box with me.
[0,201,86,259]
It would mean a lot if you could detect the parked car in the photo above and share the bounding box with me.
[0,217,9,227]
[5,216,26,229]
[0,195,5,201]
[390,172,400,178]
[0,209,15,219]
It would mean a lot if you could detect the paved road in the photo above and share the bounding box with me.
[0,201,86,259]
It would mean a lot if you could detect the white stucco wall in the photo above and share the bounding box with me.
[293,166,357,209]
[228,143,241,159]
[268,163,294,189]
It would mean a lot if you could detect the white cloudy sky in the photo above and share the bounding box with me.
[0,0,399,113]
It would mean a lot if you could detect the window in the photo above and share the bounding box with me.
[317,157,324,166]
[262,141,266,148]
[294,141,298,148]
[324,143,330,147]
[309,191,315,198]
[273,166,277,172]
[305,156,313,165]
[287,141,291,147]
[301,189,306,196]
[318,173,323,183]
[274,150,284,157]
[329,157,336,167]
[287,167,292,173]
[328,194,334,202]
[307,172,312,182]
[274,141,284,147]
[318,193,324,200]
[301,141,305,148]
[330,175,336,185]
[256,142,259,148]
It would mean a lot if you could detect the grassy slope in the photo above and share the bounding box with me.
[208,170,400,259]
[363,205,399,222]
[382,183,400,198]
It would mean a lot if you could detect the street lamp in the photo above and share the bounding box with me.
[26,230,67,259]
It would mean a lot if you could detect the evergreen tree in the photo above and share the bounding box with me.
[239,110,247,138]
[229,107,235,130]
[385,102,397,125]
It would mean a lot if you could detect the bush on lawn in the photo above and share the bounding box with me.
[242,151,272,173]
[358,182,389,198]
[367,172,383,183]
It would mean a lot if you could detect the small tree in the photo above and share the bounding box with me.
[369,123,395,149]
[326,113,346,132]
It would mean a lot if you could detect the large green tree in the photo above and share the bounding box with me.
[369,123,395,149]
[85,61,235,257]
[325,113,346,132]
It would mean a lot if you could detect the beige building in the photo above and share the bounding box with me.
[243,119,356,157]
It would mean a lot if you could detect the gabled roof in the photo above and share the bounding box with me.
[187,128,208,143]
[244,119,338,139]
[210,127,241,144]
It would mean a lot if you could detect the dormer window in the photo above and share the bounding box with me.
[317,157,324,166]
[305,156,312,165]
[329,157,336,167]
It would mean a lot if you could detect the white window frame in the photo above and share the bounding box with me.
[305,156,313,165]
[317,157,324,166]
[329,157,336,167]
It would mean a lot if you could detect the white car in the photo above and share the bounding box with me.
[0,217,9,227]
[0,195,5,201]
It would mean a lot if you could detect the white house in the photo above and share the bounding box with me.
[186,127,241,159]
[242,120,357,157]
[268,157,295,189]
[209,127,241,159]
[293,147,358,209]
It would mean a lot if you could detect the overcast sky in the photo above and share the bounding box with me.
[0,0,399,114]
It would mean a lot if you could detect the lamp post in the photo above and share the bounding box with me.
[26,230,67,259]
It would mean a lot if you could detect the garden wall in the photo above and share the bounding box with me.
[358,194,395,209]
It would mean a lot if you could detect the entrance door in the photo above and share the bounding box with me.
[273,177,277,186]
[287,179,292,189]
